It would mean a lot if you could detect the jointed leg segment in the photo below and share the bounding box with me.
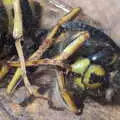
[7,7,81,94]
[0,3,90,113]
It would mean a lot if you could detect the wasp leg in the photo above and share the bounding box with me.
[55,31,89,60]
[7,0,34,95]
[7,59,64,68]
[7,8,80,94]
[30,7,81,60]
[54,70,80,113]
[0,65,10,80]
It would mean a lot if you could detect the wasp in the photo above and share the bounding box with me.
[0,0,120,114]
[37,21,120,113]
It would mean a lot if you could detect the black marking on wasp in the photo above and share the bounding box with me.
[60,21,119,49]
[34,21,120,53]
[89,73,109,87]
[53,21,120,67]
